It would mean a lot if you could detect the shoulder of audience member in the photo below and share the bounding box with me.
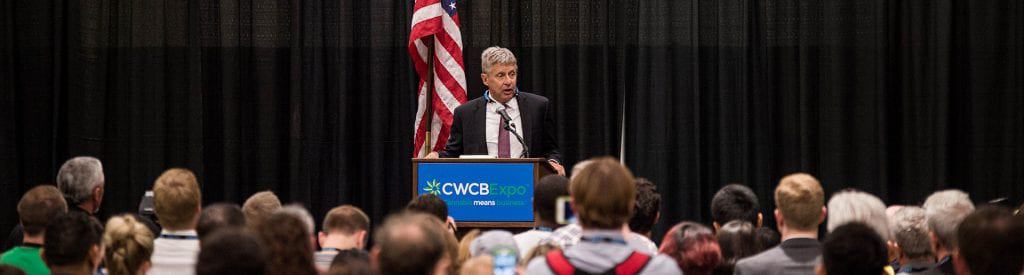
[525,255,555,275]
[642,254,684,275]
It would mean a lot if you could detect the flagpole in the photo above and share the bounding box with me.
[423,38,435,155]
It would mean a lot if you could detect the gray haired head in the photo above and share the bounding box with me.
[826,190,891,240]
[56,156,104,206]
[888,206,932,260]
[923,189,974,248]
[480,46,517,74]
[469,230,519,260]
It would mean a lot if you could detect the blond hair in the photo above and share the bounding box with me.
[153,168,202,229]
[459,255,494,275]
[103,215,154,275]
[570,157,636,229]
[480,46,517,74]
[774,173,824,230]
[243,191,282,229]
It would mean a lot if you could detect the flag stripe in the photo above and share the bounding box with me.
[410,0,466,157]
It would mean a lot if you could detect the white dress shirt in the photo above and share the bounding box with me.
[147,229,200,275]
[486,96,525,158]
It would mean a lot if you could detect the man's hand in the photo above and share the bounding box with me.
[549,160,565,176]
[424,151,439,159]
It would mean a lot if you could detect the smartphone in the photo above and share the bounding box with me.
[492,248,517,275]
[555,196,575,225]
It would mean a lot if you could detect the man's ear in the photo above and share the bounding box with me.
[713,221,721,232]
[819,206,828,224]
[480,73,488,85]
[775,209,784,229]
[815,263,826,275]
[654,211,661,225]
[757,213,764,228]
[318,231,327,248]
[356,230,368,249]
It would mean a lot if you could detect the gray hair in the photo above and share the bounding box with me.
[480,46,517,74]
[922,189,974,248]
[826,190,891,240]
[278,204,315,235]
[888,206,932,260]
[56,156,105,205]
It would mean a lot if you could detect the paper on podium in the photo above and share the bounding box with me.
[459,155,497,159]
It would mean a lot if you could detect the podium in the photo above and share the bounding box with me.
[412,158,557,228]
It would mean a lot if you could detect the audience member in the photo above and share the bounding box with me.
[5,157,105,251]
[277,205,318,255]
[628,178,661,252]
[195,228,266,275]
[922,189,974,275]
[195,203,245,241]
[470,230,519,259]
[712,220,759,275]
[710,184,761,230]
[256,211,317,275]
[1,185,68,275]
[326,248,371,275]
[406,193,457,234]
[316,205,370,270]
[371,212,449,275]
[887,206,936,275]
[827,189,891,241]
[103,215,154,275]
[242,191,282,230]
[953,206,1024,275]
[42,212,104,275]
[735,173,826,275]
[569,159,594,181]
[526,157,681,275]
[514,175,567,259]
[817,222,888,275]
[521,243,558,268]
[658,221,722,275]
[148,168,202,275]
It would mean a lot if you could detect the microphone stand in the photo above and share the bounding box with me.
[497,109,530,158]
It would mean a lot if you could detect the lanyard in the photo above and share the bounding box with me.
[535,226,554,232]
[580,235,627,245]
[159,234,198,240]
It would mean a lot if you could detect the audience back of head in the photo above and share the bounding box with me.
[56,156,105,211]
[43,211,104,274]
[922,189,974,256]
[17,185,67,238]
[406,193,449,222]
[372,212,448,275]
[243,191,282,229]
[327,248,371,275]
[659,221,722,275]
[570,157,635,230]
[954,205,1024,275]
[826,189,891,240]
[630,178,661,236]
[820,222,887,275]
[320,205,370,249]
[103,214,154,275]
[774,173,825,232]
[152,168,202,230]
[196,203,246,240]
[534,175,569,226]
[710,184,760,228]
[195,228,266,275]
[256,211,317,275]
[887,206,932,263]
[714,220,758,274]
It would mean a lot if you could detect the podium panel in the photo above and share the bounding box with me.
[412,158,555,228]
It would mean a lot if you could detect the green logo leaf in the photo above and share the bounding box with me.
[422,179,441,195]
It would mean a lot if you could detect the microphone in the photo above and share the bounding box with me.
[495,108,530,158]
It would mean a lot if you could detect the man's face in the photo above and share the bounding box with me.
[482,63,517,103]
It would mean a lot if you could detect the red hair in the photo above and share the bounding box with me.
[658,222,722,275]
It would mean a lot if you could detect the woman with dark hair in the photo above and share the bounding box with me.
[713,220,760,275]
[256,212,317,275]
[659,221,722,275]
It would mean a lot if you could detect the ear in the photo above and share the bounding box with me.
[356,230,368,249]
[480,72,488,84]
[713,221,721,232]
[757,213,764,228]
[819,206,828,224]
[137,260,152,275]
[93,186,104,206]
[887,241,901,263]
[654,211,661,225]
[318,231,327,247]
[929,230,942,254]
[775,209,784,229]
[815,263,826,275]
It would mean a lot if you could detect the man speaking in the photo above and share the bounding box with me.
[427,46,565,176]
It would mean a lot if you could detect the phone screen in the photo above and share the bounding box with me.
[492,248,517,275]
[555,196,575,225]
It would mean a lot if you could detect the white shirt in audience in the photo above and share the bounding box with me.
[147,229,200,275]
[514,228,553,259]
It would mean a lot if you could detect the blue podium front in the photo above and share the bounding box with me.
[414,160,540,225]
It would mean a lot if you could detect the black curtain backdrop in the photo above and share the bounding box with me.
[1,0,1021,243]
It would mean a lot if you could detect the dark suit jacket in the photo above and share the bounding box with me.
[439,91,561,162]
[734,238,821,275]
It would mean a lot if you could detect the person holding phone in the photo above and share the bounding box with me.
[514,175,569,259]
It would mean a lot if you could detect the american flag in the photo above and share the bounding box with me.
[410,0,467,157]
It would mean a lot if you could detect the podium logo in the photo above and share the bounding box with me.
[423,179,492,196]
